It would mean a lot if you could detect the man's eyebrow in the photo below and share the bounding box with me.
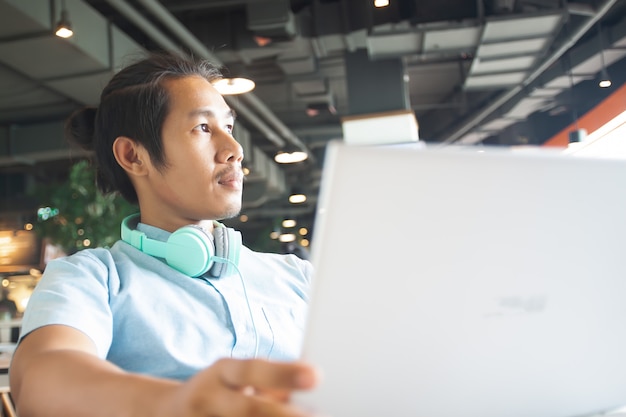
[188,108,236,120]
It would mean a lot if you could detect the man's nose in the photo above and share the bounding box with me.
[217,130,244,164]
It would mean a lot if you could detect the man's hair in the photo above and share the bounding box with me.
[65,52,223,204]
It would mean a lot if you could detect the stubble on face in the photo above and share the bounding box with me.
[215,171,243,220]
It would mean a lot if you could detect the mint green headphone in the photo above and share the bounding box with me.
[120,214,241,278]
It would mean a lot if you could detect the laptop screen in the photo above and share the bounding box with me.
[294,142,626,417]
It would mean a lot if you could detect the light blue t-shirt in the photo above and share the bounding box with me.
[20,223,313,380]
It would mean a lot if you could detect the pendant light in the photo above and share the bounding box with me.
[55,0,73,38]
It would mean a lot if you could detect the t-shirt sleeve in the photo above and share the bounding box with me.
[19,249,116,359]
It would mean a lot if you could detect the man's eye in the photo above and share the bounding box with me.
[196,124,210,132]
[226,125,234,134]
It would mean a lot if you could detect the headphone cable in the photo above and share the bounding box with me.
[213,257,259,359]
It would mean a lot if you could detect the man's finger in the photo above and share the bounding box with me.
[215,358,318,391]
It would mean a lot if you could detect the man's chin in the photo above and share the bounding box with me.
[218,204,242,221]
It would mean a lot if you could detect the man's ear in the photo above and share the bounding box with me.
[112,136,148,176]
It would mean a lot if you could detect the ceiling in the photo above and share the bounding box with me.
[1,0,626,248]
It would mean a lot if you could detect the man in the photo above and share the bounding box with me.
[10,53,318,417]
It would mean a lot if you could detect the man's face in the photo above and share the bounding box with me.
[140,75,244,229]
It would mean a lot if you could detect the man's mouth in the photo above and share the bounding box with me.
[217,170,244,190]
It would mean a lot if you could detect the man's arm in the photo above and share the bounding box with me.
[10,325,318,417]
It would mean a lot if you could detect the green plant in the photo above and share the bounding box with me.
[32,160,137,253]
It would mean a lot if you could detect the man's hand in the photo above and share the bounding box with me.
[161,358,319,416]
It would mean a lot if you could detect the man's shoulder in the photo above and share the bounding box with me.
[46,241,132,275]
[241,245,309,264]
[240,246,313,279]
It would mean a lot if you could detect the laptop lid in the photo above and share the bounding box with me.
[294,142,626,417]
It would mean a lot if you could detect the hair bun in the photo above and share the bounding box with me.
[65,107,97,151]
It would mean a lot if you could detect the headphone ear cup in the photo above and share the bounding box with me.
[209,226,242,277]
[166,226,215,277]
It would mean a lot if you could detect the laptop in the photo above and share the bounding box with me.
[294,142,626,417]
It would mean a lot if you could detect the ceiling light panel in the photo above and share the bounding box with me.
[471,56,536,74]
[571,54,606,75]
[464,71,527,89]
[479,118,520,131]
[505,97,550,119]
[572,48,626,75]
[366,32,423,58]
[615,35,626,48]
[529,87,563,98]
[477,38,548,58]
[543,74,589,89]
[422,27,481,52]
[482,14,563,41]
[602,48,626,67]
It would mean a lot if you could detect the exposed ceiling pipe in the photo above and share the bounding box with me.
[224,101,286,148]
[104,0,286,148]
[441,0,620,145]
[240,93,315,157]
[132,0,225,70]
[134,0,314,158]
[102,0,181,52]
